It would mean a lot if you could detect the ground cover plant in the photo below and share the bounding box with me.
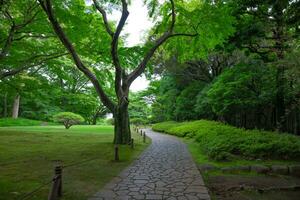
[0,125,148,200]
[152,120,300,161]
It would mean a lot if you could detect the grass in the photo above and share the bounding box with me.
[0,125,149,200]
[0,118,57,127]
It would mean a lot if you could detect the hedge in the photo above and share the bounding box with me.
[152,120,300,161]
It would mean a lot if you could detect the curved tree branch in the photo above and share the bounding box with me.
[92,0,114,37]
[112,0,129,99]
[93,0,129,100]
[126,0,198,86]
[0,52,68,80]
[38,0,115,111]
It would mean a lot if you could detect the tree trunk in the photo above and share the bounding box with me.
[3,92,7,117]
[113,104,131,144]
[275,65,286,131]
[92,115,97,125]
[12,94,20,119]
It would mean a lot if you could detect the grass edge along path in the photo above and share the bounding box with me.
[0,125,150,200]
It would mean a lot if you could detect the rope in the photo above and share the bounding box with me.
[19,177,56,200]
[62,157,101,169]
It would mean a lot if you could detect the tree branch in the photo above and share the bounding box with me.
[93,0,129,99]
[112,0,129,99]
[38,0,115,111]
[92,0,114,37]
[0,24,14,60]
[0,52,68,79]
[127,0,197,86]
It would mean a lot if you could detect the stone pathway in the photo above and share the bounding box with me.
[89,129,210,200]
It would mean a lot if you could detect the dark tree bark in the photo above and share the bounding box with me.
[114,102,131,144]
[273,8,286,132]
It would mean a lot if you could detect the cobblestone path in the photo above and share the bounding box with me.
[89,129,210,200]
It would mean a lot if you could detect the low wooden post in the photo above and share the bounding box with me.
[143,132,146,143]
[48,165,62,200]
[114,145,119,161]
[140,130,143,136]
[131,138,134,149]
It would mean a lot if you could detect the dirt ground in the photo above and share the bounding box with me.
[206,174,300,200]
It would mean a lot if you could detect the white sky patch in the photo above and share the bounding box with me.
[86,0,152,91]
[130,75,150,92]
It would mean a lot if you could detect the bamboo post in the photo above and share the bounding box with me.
[48,165,62,200]
[114,145,119,161]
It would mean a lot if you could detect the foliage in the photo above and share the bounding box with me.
[106,118,114,125]
[130,117,149,125]
[151,121,178,132]
[174,82,204,121]
[153,120,300,161]
[52,112,84,129]
[206,58,276,116]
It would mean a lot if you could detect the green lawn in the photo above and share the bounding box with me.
[0,125,149,200]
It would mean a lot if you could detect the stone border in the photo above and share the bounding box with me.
[197,164,300,177]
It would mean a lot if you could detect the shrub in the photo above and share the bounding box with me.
[152,120,300,161]
[105,118,114,125]
[152,121,178,132]
[53,112,84,129]
[130,118,148,125]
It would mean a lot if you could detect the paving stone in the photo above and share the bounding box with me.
[289,165,300,177]
[271,165,289,175]
[251,165,270,174]
[88,129,211,200]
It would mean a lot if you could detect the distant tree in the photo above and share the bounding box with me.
[53,112,84,129]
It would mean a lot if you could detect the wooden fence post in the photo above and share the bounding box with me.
[143,132,146,143]
[131,138,134,149]
[114,145,119,161]
[140,130,143,136]
[48,165,62,200]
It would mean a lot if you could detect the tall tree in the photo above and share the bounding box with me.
[37,0,203,144]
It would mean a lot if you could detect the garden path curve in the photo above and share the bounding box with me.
[89,129,210,200]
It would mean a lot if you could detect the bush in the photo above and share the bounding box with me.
[152,120,300,161]
[130,118,148,125]
[152,121,178,132]
[53,112,84,129]
[105,118,114,125]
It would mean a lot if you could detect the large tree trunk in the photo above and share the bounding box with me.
[113,104,131,144]
[12,93,20,119]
